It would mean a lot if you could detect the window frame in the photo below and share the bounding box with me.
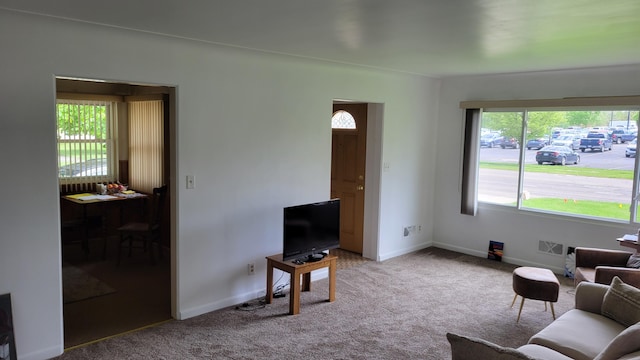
[56,96,118,189]
[461,97,640,225]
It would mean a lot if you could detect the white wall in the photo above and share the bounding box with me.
[0,10,438,359]
[434,65,640,271]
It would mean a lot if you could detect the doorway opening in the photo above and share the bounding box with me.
[56,77,175,348]
[331,101,383,261]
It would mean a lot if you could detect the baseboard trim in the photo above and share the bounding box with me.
[18,344,64,360]
[64,319,174,351]
[178,269,330,320]
[378,241,432,261]
[432,242,566,275]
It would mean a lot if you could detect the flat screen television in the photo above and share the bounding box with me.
[282,199,340,262]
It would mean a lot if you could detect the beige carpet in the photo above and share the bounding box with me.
[55,247,576,359]
[331,248,371,270]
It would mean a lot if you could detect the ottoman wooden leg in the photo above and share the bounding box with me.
[517,297,525,323]
[511,293,518,308]
[550,302,556,320]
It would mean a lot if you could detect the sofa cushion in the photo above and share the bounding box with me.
[575,282,609,314]
[601,276,640,327]
[446,333,535,360]
[618,350,640,360]
[517,344,574,360]
[575,266,596,283]
[594,322,640,360]
[528,309,625,360]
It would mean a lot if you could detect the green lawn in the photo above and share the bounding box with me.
[480,161,633,180]
[521,198,632,221]
[58,143,106,166]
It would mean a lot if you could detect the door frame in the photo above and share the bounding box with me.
[332,100,384,261]
[55,77,178,326]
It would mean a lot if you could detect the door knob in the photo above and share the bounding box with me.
[356,185,364,191]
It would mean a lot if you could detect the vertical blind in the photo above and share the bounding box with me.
[128,100,164,194]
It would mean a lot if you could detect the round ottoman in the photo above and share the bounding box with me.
[511,267,559,322]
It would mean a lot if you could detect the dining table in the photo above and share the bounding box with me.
[61,191,147,260]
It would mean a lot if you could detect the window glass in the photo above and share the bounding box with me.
[478,108,640,223]
[57,100,114,185]
[331,110,356,129]
[477,111,523,205]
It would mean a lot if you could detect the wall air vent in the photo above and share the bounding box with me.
[538,240,564,256]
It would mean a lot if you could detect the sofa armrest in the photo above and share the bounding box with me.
[574,281,609,314]
[575,247,632,268]
[595,266,640,288]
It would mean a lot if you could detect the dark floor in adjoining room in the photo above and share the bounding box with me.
[62,237,171,349]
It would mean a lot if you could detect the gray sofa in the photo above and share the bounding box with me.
[448,277,640,360]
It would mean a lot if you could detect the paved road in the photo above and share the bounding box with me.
[478,169,632,204]
[479,142,635,170]
[478,143,635,204]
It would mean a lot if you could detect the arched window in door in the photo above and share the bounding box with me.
[331,110,356,129]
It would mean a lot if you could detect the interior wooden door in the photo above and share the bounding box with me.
[331,103,367,254]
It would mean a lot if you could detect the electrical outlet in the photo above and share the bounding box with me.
[248,263,255,275]
[403,225,418,237]
[186,175,195,189]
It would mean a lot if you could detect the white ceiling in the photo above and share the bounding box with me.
[3,0,640,78]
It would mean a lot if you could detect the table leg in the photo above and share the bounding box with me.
[290,270,301,315]
[265,260,274,304]
[302,272,311,292]
[101,202,108,260]
[81,204,90,258]
[328,258,336,302]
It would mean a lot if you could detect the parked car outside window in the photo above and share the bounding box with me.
[536,145,580,166]
[551,135,580,150]
[609,129,635,144]
[480,134,504,148]
[500,137,519,149]
[526,138,548,150]
[626,139,637,158]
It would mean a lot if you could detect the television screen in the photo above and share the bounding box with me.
[282,199,340,262]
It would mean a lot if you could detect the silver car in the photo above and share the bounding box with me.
[626,139,636,158]
[551,135,580,150]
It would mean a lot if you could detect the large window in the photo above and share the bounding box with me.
[463,100,640,224]
[57,99,115,191]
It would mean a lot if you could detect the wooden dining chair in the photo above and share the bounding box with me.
[116,185,167,265]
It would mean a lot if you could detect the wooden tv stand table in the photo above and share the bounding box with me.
[265,253,337,315]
